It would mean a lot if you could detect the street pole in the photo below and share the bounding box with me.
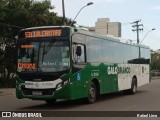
[140,28,156,44]
[70,2,93,26]
[62,0,66,25]
[132,20,143,44]
[132,20,143,58]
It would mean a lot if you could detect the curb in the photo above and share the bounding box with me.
[0,92,15,96]
[0,89,15,96]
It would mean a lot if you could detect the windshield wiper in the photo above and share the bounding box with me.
[42,43,46,63]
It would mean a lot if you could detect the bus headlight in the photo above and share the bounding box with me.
[56,80,69,90]
[56,82,63,90]
[64,80,69,85]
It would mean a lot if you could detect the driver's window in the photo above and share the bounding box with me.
[72,43,85,64]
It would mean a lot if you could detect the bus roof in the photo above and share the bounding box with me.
[19,26,150,49]
[74,27,150,49]
[20,26,70,31]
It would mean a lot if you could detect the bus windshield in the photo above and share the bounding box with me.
[17,38,70,72]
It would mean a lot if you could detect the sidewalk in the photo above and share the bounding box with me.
[0,88,15,96]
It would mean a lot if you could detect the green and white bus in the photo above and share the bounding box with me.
[16,26,150,104]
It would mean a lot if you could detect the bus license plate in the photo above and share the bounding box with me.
[32,91,42,96]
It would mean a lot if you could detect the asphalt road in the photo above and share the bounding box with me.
[1,79,160,120]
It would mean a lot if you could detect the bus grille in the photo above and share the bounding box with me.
[22,88,55,96]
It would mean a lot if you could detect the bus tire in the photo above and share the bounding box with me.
[45,99,56,105]
[129,78,137,95]
[87,82,97,104]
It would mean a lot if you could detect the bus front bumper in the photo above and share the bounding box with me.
[16,78,74,100]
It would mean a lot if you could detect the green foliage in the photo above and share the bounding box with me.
[151,53,160,71]
[0,77,16,88]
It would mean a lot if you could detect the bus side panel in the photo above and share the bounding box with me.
[69,65,91,100]
[117,64,132,91]
[117,64,150,91]
[69,63,119,100]
[137,64,150,87]
[100,64,119,94]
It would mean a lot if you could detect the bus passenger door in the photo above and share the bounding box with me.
[71,43,88,98]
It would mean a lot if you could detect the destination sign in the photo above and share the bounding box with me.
[24,29,62,38]
[18,63,36,69]
[21,44,34,48]
[19,27,70,39]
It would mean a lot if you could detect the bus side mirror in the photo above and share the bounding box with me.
[76,46,82,56]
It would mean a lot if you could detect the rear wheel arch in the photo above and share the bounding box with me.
[132,75,137,87]
[123,76,137,95]
[91,78,100,96]
[130,76,138,94]
[86,78,100,104]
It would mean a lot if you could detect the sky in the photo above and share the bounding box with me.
[51,0,160,50]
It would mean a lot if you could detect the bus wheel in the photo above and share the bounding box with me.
[45,99,56,105]
[130,78,137,94]
[87,82,97,104]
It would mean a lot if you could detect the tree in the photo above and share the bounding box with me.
[151,52,160,71]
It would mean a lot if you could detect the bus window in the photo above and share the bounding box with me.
[72,43,86,64]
